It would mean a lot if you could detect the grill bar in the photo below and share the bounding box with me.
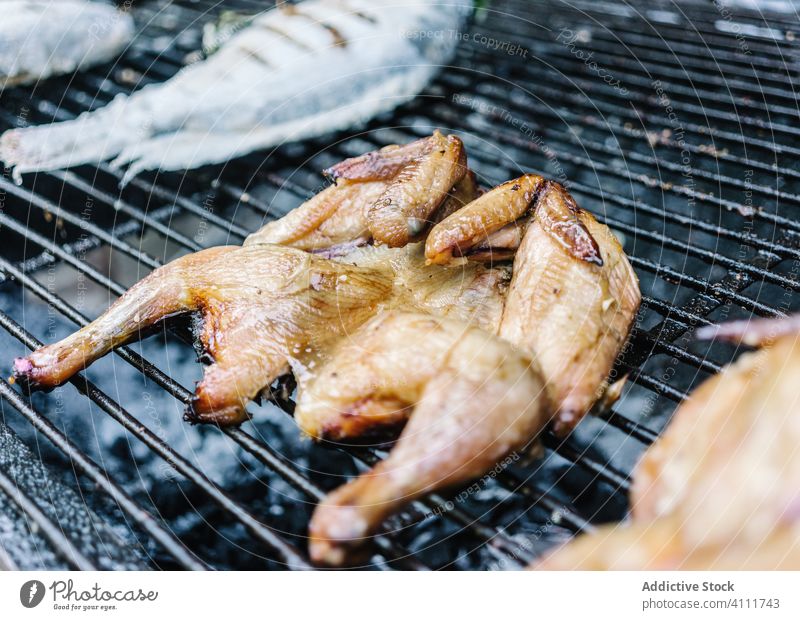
[439,68,800,234]
[461,31,800,154]
[552,0,800,56]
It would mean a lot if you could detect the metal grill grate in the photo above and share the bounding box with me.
[0,0,798,570]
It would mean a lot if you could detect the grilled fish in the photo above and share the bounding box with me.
[0,0,133,89]
[0,0,471,183]
[535,316,800,570]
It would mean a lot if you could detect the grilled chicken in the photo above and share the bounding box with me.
[13,245,393,425]
[1,1,133,89]
[13,239,512,427]
[0,0,471,183]
[10,134,640,566]
[246,131,471,250]
[10,133,493,425]
[536,316,800,570]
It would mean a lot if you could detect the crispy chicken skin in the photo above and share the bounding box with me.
[304,312,548,566]
[425,174,545,265]
[244,181,387,251]
[324,130,469,248]
[428,177,640,435]
[10,133,641,566]
[536,317,800,570]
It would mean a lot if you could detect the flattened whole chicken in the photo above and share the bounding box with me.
[535,315,800,570]
[10,133,640,566]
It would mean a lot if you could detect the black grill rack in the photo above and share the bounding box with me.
[0,0,798,570]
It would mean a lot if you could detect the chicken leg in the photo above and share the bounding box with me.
[301,311,548,566]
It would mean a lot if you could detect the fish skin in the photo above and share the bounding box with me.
[0,0,471,183]
[0,1,133,90]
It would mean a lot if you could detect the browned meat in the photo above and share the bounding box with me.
[324,133,440,182]
[244,181,386,251]
[13,245,393,425]
[12,239,511,427]
[425,174,545,264]
[535,316,800,570]
[361,130,467,247]
[246,130,467,251]
[535,519,800,570]
[10,133,641,567]
[431,169,481,224]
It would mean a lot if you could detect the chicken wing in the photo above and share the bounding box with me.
[535,316,800,569]
[301,311,548,566]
